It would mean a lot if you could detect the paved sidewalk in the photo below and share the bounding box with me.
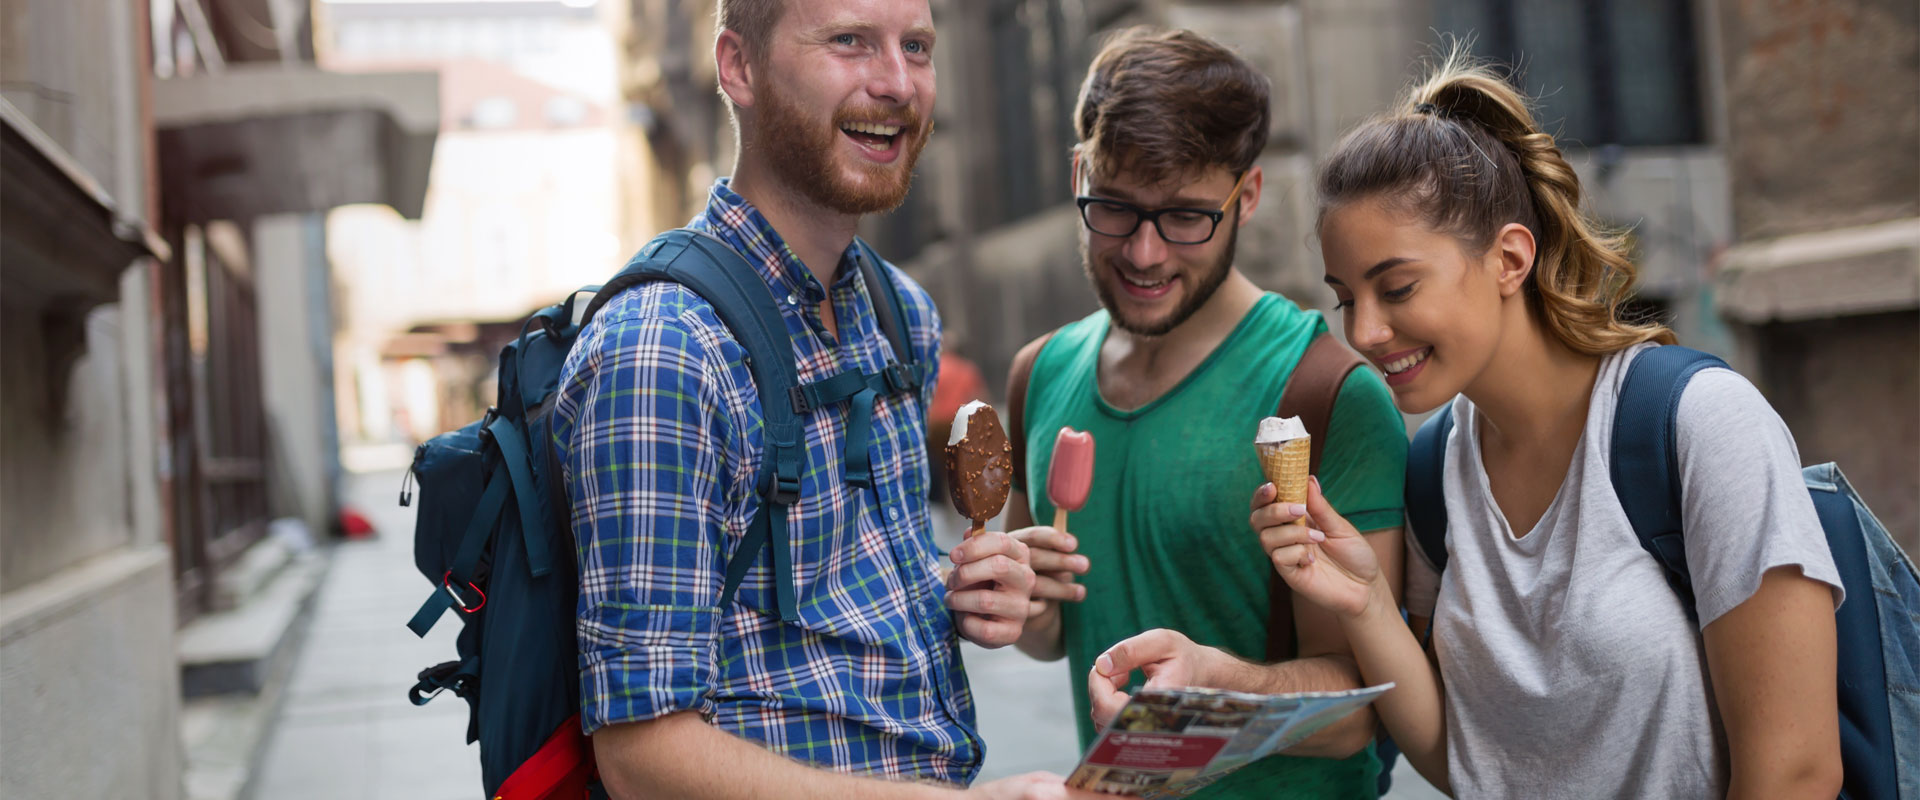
[254,467,480,799]
[254,466,1438,797]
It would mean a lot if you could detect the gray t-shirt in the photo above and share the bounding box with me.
[1403,343,1844,798]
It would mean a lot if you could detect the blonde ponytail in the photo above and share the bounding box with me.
[1317,46,1673,355]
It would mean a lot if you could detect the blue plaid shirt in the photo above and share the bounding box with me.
[553,179,981,783]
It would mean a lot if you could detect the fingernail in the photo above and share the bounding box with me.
[1077,586,1087,600]
[1073,556,1089,570]
[1096,654,1113,674]
[1289,504,1308,517]
[1310,475,1321,490]
[1305,551,1315,566]
[1309,528,1326,543]
[1064,535,1077,549]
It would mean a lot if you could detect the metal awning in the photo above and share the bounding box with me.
[1,98,168,308]
[154,65,440,222]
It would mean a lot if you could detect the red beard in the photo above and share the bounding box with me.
[749,84,931,215]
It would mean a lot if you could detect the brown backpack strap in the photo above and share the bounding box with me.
[1266,333,1367,661]
[1005,330,1059,492]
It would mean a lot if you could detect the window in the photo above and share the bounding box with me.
[1434,0,1704,147]
[546,96,587,127]
[469,97,518,129]
[987,0,1042,225]
[977,0,1091,231]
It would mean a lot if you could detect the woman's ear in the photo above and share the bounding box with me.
[1491,222,1536,298]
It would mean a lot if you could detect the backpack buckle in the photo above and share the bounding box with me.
[769,473,802,505]
[880,362,918,394]
[788,386,812,415]
[441,571,487,613]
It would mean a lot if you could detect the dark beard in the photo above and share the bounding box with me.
[1085,218,1238,337]
[749,82,928,215]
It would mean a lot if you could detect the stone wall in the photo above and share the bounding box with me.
[1714,0,1920,555]
[1752,311,1920,553]
[1715,0,1919,240]
[0,0,184,795]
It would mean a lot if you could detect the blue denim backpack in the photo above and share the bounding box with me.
[1404,345,1919,799]
[398,228,923,798]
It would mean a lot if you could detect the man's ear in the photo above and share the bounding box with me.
[1234,165,1265,226]
[1491,222,1536,298]
[715,29,756,109]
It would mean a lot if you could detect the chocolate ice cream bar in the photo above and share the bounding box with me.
[945,400,1012,535]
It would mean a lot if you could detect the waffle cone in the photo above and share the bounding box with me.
[1257,436,1312,505]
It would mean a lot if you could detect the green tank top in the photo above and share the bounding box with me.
[1020,294,1408,799]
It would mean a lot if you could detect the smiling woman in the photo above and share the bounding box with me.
[1269,44,1850,800]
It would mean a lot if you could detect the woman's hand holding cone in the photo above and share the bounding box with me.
[1249,476,1380,619]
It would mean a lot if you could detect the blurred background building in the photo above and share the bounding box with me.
[1710,0,1918,543]
[319,0,623,445]
[618,0,1916,547]
[4,0,434,796]
[0,0,1912,797]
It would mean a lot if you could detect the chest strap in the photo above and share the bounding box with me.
[793,362,926,487]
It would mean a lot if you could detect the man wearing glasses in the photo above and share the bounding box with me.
[1001,28,1410,798]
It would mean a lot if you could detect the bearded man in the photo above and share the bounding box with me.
[1003,29,1412,798]
[552,2,1093,798]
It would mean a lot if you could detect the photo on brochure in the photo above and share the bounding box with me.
[1067,684,1394,798]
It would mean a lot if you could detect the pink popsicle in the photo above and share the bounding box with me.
[1047,428,1095,534]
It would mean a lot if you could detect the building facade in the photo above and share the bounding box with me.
[1709,0,1918,551]
[2,0,177,794]
[2,0,436,795]
[612,1,1910,550]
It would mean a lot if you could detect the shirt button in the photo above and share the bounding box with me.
[888,507,901,522]
[785,293,799,306]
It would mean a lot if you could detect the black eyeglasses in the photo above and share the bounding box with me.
[1074,171,1248,245]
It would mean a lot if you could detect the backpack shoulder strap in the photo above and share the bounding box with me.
[1404,402,1456,649]
[852,238,919,373]
[1278,334,1367,474]
[1405,405,1455,574]
[590,228,809,622]
[1609,344,1728,624]
[1006,329,1060,495]
[1266,333,1366,661]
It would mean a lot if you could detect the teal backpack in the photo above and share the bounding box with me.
[400,228,924,798]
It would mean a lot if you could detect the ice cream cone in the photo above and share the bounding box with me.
[1257,435,1312,505]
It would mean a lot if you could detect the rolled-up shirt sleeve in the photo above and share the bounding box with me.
[563,312,738,733]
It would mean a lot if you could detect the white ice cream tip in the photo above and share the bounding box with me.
[1255,416,1308,444]
[950,400,987,446]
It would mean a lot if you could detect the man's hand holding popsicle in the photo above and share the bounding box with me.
[1007,427,1097,622]
[941,401,1037,648]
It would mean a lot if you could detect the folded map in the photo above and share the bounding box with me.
[1067,683,1395,798]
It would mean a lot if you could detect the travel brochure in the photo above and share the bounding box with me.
[1067,683,1395,797]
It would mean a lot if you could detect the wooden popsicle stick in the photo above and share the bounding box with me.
[1052,507,1068,535]
[966,520,986,538]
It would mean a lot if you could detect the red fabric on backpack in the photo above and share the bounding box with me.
[494,714,596,799]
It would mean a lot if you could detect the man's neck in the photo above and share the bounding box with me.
[1097,270,1263,411]
[728,163,859,288]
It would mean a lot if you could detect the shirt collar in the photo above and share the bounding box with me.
[695,178,869,305]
